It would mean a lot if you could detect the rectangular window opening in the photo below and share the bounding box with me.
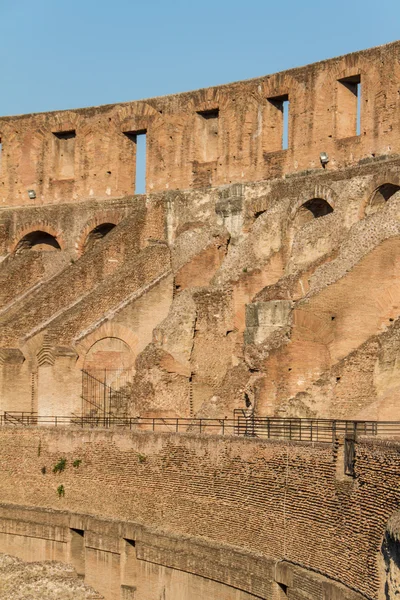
[196,109,219,163]
[356,81,361,136]
[124,130,147,194]
[337,75,361,138]
[267,95,289,151]
[53,130,76,179]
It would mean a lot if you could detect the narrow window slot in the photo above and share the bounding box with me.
[337,75,361,138]
[356,81,361,136]
[282,99,289,150]
[267,94,290,151]
[124,130,147,194]
[135,132,147,194]
[53,131,76,179]
[196,109,219,163]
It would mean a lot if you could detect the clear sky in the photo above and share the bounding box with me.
[1,0,399,118]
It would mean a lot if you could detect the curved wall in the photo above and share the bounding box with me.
[0,428,397,599]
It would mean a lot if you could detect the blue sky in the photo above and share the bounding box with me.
[1,0,399,117]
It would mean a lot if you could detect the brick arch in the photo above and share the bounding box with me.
[114,101,164,135]
[75,211,124,255]
[75,323,139,370]
[361,174,400,217]
[10,223,65,253]
[290,185,337,220]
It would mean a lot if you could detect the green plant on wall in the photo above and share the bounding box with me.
[137,453,147,463]
[57,485,65,498]
[53,457,67,473]
[73,459,82,468]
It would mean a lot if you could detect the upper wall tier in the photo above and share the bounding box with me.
[1,41,400,207]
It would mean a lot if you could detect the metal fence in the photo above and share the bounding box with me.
[2,411,400,440]
[81,368,133,421]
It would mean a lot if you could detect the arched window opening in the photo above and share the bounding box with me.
[83,223,116,253]
[366,183,400,216]
[15,231,61,253]
[294,198,334,227]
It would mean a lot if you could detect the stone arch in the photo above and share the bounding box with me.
[10,223,64,254]
[292,198,334,228]
[75,212,124,255]
[82,223,116,254]
[14,230,61,253]
[75,323,139,370]
[365,183,400,216]
[83,337,134,373]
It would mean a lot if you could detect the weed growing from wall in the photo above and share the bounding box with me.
[53,457,67,473]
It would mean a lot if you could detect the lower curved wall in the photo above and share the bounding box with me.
[0,504,364,600]
[0,428,397,599]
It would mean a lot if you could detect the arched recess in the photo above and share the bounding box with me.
[365,183,400,216]
[14,231,61,253]
[82,222,116,253]
[82,336,135,418]
[293,198,334,228]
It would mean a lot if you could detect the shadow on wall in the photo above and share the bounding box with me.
[381,528,400,599]
[15,231,61,253]
[82,223,116,253]
[365,183,400,217]
[292,198,334,228]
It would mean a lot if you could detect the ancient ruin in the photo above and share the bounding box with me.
[1,41,400,599]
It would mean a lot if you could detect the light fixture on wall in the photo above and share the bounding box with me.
[320,152,329,167]
[27,189,36,199]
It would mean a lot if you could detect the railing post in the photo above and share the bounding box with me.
[199,419,202,434]
[176,418,179,433]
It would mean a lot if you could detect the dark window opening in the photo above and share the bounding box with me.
[15,231,61,253]
[124,130,147,195]
[267,94,290,151]
[125,538,136,547]
[71,528,84,537]
[83,222,116,253]
[337,75,361,138]
[366,183,400,216]
[294,198,334,227]
[53,130,76,179]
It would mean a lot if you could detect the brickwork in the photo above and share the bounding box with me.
[0,428,396,598]
[2,42,400,205]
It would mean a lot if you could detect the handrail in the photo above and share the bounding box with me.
[2,412,400,442]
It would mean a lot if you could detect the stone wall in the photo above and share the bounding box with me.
[1,42,400,205]
[0,428,397,599]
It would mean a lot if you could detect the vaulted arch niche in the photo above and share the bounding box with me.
[15,231,61,253]
[365,183,400,216]
[83,337,134,373]
[82,337,134,419]
[293,198,334,228]
[83,223,116,253]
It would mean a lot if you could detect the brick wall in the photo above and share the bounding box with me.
[1,42,400,205]
[0,428,397,598]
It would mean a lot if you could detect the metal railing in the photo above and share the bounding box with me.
[81,368,132,422]
[1,411,400,440]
